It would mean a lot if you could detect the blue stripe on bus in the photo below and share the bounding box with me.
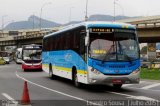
[42,50,87,71]
[42,50,140,75]
[88,58,140,75]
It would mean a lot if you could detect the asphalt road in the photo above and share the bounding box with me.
[0,62,160,106]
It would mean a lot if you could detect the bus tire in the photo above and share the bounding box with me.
[49,64,54,79]
[113,84,122,89]
[72,68,81,88]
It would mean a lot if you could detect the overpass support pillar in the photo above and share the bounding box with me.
[0,46,5,51]
[16,43,22,48]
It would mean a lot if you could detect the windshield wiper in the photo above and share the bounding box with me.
[124,54,132,63]
[102,44,115,63]
[117,41,132,63]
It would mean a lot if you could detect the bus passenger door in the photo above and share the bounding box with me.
[79,32,88,83]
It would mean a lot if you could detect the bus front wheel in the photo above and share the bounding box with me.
[73,70,81,88]
[49,65,54,79]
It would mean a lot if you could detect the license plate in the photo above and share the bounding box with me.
[112,79,122,84]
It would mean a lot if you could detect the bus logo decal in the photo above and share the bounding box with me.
[65,54,72,61]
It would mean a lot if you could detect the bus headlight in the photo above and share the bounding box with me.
[131,68,140,75]
[91,68,101,75]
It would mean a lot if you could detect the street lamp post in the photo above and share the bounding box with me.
[39,2,52,31]
[2,15,8,30]
[114,0,116,21]
[69,7,74,23]
[32,13,35,30]
[85,0,88,21]
[1,15,8,37]
[114,0,124,21]
[115,2,124,20]
[3,20,14,27]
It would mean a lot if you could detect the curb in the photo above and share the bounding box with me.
[141,79,160,83]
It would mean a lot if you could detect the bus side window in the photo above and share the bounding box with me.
[80,33,86,61]
[44,38,49,51]
[42,39,45,51]
[59,34,64,50]
[49,38,52,51]
[72,30,79,53]
[51,36,55,50]
[55,36,59,50]
[65,33,70,50]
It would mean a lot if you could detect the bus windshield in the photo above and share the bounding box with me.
[89,32,139,62]
[23,50,41,60]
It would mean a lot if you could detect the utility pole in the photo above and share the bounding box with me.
[69,7,74,23]
[39,2,52,31]
[1,15,7,37]
[85,0,88,21]
[32,14,35,30]
[114,0,116,21]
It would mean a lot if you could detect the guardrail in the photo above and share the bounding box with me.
[141,61,160,68]
[0,30,55,46]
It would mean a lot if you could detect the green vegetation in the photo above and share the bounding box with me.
[140,68,160,80]
[0,57,6,65]
[140,46,147,54]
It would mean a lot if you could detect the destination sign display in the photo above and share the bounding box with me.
[90,28,135,33]
[23,45,42,50]
[90,28,113,33]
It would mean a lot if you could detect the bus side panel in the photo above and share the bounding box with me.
[51,51,72,79]
[42,52,50,73]
[42,50,88,84]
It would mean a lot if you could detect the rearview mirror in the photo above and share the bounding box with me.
[85,36,89,46]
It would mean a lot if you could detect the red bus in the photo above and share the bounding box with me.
[22,44,42,71]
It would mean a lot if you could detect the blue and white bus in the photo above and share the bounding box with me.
[15,48,22,64]
[42,22,140,88]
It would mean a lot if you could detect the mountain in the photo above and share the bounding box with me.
[88,14,132,21]
[5,15,136,30]
[64,21,82,26]
[65,15,135,25]
[5,15,61,30]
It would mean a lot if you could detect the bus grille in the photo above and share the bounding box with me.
[24,60,41,64]
[109,65,125,68]
[104,73,129,75]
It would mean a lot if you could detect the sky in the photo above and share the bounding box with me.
[0,0,160,25]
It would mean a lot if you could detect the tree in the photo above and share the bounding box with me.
[141,46,147,54]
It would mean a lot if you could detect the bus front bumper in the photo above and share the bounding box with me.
[22,63,42,70]
[88,70,140,85]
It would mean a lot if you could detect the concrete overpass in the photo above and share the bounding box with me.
[118,15,160,43]
[1,16,160,50]
[0,27,60,50]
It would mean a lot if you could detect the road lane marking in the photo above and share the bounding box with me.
[2,93,18,104]
[141,83,160,89]
[123,81,146,87]
[123,85,160,92]
[105,91,159,101]
[17,67,21,70]
[127,96,157,101]
[15,71,101,106]
[121,81,160,92]
[15,70,159,104]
